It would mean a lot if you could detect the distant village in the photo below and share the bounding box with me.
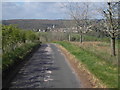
[33,24,80,33]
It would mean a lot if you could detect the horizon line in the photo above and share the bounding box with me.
[2,18,104,20]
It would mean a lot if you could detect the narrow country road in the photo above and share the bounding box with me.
[10,44,81,88]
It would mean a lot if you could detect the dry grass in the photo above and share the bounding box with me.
[72,41,118,64]
[72,41,111,54]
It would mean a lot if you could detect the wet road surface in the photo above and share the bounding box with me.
[10,44,81,88]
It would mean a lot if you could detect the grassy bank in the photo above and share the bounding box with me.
[72,41,118,65]
[54,41,118,88]
[2,42,40,71]
[2,25,41,71]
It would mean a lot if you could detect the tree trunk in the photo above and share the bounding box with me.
[80,34,82,43]
[69,34,71,41]
[111,37,116,56]
[39,37,41,42]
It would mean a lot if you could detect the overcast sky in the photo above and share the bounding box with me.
[2,2,106,20]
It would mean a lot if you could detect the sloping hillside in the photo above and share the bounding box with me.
[2,19,73,30]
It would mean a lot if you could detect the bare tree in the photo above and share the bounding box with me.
[66,2,93,43]
[102,2,119,56]
[63,20,75,41]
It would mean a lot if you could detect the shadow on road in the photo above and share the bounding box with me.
[9,44,60,88]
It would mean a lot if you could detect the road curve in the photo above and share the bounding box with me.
[10,44,81,88]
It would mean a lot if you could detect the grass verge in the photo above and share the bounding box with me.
[72,41,118,65]
[53,41,118,88]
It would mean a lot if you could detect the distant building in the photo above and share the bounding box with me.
[52,25,55,28]
[38,29,41,32]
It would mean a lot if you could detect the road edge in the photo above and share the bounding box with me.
[2,44,41,88]
[54,43,106,88]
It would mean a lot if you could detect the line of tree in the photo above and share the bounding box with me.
[64,2,119,56]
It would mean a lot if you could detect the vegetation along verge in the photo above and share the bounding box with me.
[2,25,41,71]
[54,41,118,88]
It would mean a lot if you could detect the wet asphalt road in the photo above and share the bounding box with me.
[10,44,81,88]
